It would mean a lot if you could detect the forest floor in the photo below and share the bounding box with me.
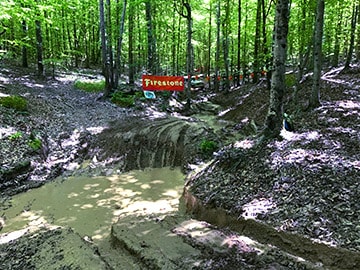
[0,63,359,269]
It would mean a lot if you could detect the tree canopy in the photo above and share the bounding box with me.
[1,0,358,77]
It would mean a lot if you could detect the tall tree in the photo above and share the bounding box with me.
[179,0,193,110]
[145,0,157,74]
[236,0,242,87]
[344,3,359,70]
[99,0,111,97]
[222,0,231,91]
[35,0,44,77]
[253,0,262,84]
[128,1,135,85]
[332,2,343,67]
[309,0,325,109]
[115,0,127,88]
[22,20,28,68]
[214,1,221,92]
[264,0,290,138]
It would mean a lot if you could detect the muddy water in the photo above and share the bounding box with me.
[1,167,185,242]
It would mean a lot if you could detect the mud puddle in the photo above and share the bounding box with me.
[1,167,185,243]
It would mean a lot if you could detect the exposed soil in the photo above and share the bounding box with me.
[0,63,359,269]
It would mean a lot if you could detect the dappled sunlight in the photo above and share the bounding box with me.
[24,81,45,89]
[271,147,355,170]
[0,75,10,84]
[145,106,168,119]
[173,219,260,254]
[86,126,107,135]
[1,167,185,244]
[234,138,255,149]
[0,126,17,139]
[280,130,321,143]
[337,100,360,109]
[241,198,276,220]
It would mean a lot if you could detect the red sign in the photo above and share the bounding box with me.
[142,75,184,91]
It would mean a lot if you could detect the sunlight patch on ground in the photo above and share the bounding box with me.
[337,100,360,109]
[234,138,255,149]
[0,126,17,139]
[241,198,276,220]
[86,126,107,135]
[145,106,167,119]
[280,129,321,142]
[24,81,44,88]
[0,76,10,84]
[173,219,263,254]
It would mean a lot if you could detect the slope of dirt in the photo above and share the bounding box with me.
[185,67,360,269]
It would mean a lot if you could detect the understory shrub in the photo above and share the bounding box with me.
[111,91,135,107]
[28,137,42,151]
[0,95,27,111]
[200,139,218,155]
[74,79,104,92]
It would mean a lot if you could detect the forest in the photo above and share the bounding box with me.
[1,0,360,269]
[1,0,359,83]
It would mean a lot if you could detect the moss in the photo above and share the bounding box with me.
[0,95,28,111]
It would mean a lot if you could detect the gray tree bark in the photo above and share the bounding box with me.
[309,0,324,109]
[264,0,290,138]
[344,4,359,70]
[115,0,127,88]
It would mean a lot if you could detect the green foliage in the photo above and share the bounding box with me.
[74,79,105,93]
[199,139,218,154]
[28,138,42,151]
[0,95,27,111]
[285,73,296,87]
[8,131,23,140]
[111,91,135,107]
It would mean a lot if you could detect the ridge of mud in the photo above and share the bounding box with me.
[182,188,360,270]
[91,116,219,171]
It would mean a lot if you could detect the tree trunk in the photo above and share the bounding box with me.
[253,0,261,84]
[236,0,242,87]
[35,18,44,77]
[222,0,230,91]
[344,4,359,70]
[115,0,127,88]
[22,20,28,68]
[145,0,157,74]
[106,0,114,89]
[264,0,290,138]
[261,0,271,89]
[309,0,325,109]
[207,1,212,78]
[332,5,343,67]
[214,1,221,92]
[183,1,193,110]
[73,14,79,68]
[99,0,111,97]
[128,1,135,85]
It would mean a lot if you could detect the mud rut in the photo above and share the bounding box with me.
[1,115,351,270]
[1,67,359,269]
